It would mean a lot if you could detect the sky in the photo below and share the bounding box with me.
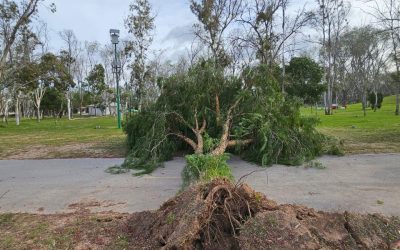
[38,0,378,59]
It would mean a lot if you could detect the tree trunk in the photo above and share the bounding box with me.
[215,94,220,126]
[362,93,367,117]
[67,95,72,120]
[15,93,20,126]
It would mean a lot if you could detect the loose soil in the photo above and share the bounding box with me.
[3,179,398,249]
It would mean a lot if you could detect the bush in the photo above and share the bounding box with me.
[182,154,233,189]
[368,92,383,109]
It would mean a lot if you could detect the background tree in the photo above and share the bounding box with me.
[86,64,106,115]
[315,0,350,115]
[39,53,74,117]
[340,26,388,116]
[369,0,400,115]
[0,0,43,78]
[59,29,79,120]
[125,0,155,111]
[286,57,325,105]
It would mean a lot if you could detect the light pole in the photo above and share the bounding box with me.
[110,29,122,129]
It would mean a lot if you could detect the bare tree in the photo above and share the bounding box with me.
[32,80,45,121]
[59,29,79,120]
[368,0,400,115]
[316,0,350,115]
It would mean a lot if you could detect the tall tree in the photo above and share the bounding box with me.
[238,0,313,71]
[125,0,155,111]
[369,0,400,115]
[86,64,106,115]
[340,26,389,116]
[190,0,243,65]
[316,0,350,115]
[59,29,78,120]
[190,0,243,125]
[286,57,325,105]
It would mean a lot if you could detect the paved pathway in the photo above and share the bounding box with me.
[0,154,399,216]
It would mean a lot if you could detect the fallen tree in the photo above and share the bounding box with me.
[111,62,338,175]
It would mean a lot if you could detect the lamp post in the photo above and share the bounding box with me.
[110,29,122,129]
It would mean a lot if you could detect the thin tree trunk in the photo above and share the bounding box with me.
[67,95,72,120]
[215,94,220,125]
[15,93,20,126]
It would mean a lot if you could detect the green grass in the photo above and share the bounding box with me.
[0,116,126,159]
[302,95,400,154]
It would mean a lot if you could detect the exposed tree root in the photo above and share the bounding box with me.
[127,179,400,250]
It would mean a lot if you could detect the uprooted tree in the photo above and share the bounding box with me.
[113,60,331,175]
[109,0,338,176]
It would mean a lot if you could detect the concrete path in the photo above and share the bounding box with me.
[0,154,399,216]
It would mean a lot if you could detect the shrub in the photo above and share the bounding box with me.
[368,92,383,109]
[182,154,233,189]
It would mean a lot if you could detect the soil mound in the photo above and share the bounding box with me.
[127,179,400,249]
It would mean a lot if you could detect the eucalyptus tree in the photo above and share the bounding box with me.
[0,0,43,78]
[190,0,243,65]
[369,0,400,115]
[125,0,155,112]
[190,0,243,126]
[315,0,350,115]
[59,29,79,120]
[40,53,74,117]
[86,64,106,115]
[340,26,389,116]
[238,1,313,71]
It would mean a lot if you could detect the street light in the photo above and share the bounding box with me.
[110,29,122,129]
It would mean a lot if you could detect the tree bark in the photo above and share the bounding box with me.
[15,92,21,126]
[215,94,221,126]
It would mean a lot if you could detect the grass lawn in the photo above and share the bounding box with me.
[0,212,131,249]
[1,97,399,159]
[0,116,126,159]
[302,95,400,154]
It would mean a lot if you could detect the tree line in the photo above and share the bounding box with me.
[0,0,399,128]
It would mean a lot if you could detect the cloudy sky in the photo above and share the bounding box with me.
[38,0,377,58]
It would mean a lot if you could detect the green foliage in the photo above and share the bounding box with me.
[286,57,325,104]
[117,61,327,175]
[41,88,66,117]
[86,64,107,107]
[39,53,74,91]
[368,92,383,109]
[182,154,233,188]
[107,111,175,175]
[236,65,327,166]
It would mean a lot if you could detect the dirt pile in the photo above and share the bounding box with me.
[127,179,400,249]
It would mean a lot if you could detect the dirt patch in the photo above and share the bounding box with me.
[68,199,127,213]
[1,179,399,249]
[127,179,400,249]
[0,212,130,249]
[3,143,125,159]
